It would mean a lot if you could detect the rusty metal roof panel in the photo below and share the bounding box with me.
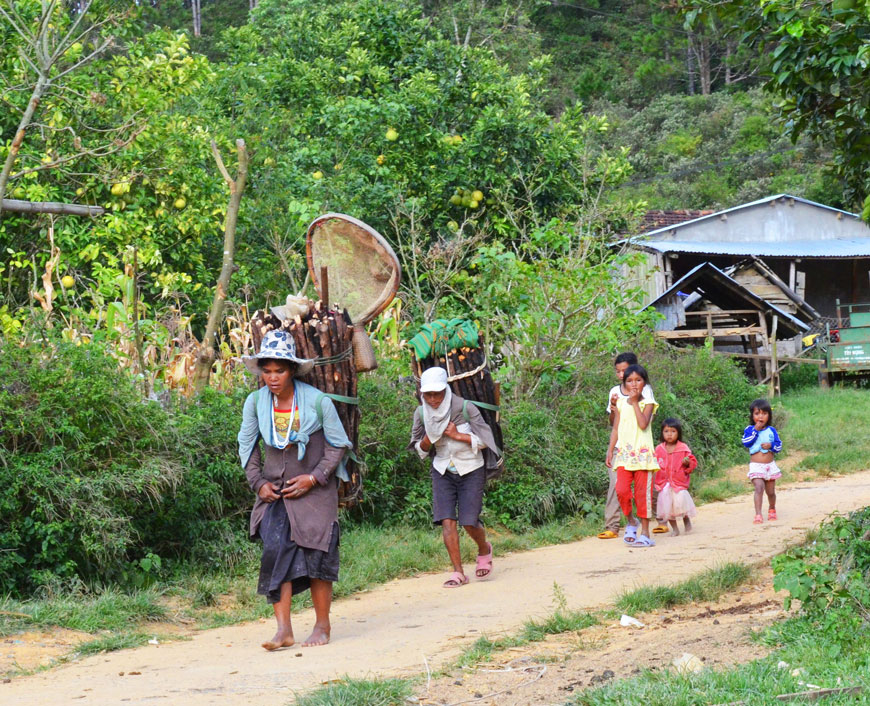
[633,238,870,258]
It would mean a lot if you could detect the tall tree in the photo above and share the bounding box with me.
[0,0,121,215]
[685,0,870,208]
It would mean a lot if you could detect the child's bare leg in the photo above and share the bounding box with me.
[752,478,765,516]
[668,519,679,536]
[639,517,650,537]
[683,517,692,533]
[765,480,776,512]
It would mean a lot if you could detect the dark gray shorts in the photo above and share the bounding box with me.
[431,465,486,527]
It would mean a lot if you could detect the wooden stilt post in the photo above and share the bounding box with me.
[770,314,779,397]
[759,312,771,384]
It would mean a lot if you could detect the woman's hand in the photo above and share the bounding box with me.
[258,482,282,503]
[443,421,460,440]
[605,449,613,468]
[281,474,318,499]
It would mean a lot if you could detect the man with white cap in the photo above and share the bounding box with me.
[410,367,499,588]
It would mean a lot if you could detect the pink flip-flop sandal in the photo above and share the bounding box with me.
[443,571,469,588]
[475,542,493,580]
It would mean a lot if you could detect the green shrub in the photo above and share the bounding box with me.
[773,507,870,639]
[0,340,250,594]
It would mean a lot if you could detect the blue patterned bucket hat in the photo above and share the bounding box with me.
[242,329,314,376]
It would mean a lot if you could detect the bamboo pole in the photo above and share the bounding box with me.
[0,198,104,216]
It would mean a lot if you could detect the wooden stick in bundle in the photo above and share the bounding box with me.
[307,320,327,391]
[317,320,335,396]
[251,310,282,353]
[290,316,317,387]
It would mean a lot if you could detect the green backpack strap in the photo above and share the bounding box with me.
[462,399,500,421]
[314,392,361,463]
[314,391,360,425]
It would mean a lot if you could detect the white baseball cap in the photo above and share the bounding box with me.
[420,366,449,392]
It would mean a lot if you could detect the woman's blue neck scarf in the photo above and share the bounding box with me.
[237,381,351,482]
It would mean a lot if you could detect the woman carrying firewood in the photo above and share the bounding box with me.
[410,367,500,588]
[238,330,353,650]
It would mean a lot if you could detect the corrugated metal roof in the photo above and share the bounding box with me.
[632,238,870,258]
[635,194,859,239]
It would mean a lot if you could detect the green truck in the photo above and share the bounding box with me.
[819,300,870,386]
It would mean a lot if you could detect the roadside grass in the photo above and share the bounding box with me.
[291,677,414,706]
[616,562,753,615]
[576,615,870,705]
[779,387,870,474]
[456,608,599,669]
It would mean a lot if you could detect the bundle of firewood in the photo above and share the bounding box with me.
[251,302,361,507]
[412,343,503,456]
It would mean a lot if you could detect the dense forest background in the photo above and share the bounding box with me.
[0,0,847,343]
[1,0,865,590]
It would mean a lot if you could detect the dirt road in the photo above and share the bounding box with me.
[5,470,870,706]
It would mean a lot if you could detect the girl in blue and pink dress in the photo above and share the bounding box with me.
[741,398,783,524]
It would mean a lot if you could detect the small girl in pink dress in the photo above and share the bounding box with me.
[654,418,698,536]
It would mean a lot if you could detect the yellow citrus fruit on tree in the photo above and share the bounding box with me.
[469,199,479,209]
[174,197,186,209]
[472,190,484,202]
[111,183,127,196]
[447,220,459,232]
[312,170,324,180]
[377,154,385,165]
[61,275,75,289]
[385,127,399,141]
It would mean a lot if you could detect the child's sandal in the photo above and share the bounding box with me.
[768,509,777,521]
[753,514,763,524]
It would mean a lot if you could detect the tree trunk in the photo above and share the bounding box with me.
[191,0,201,37]
[192,139,249,393]
[0,73,49,217]
[686,35,695,96]
[697,34,712,95]
[725,41,733,85]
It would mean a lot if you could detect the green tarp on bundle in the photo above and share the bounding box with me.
[408,318,479,359]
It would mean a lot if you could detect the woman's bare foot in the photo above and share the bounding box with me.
[302,624,330,647]
[683,518,693,534]
[262,627,295,651]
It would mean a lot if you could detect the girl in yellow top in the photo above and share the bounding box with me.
[605,364,659,547]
